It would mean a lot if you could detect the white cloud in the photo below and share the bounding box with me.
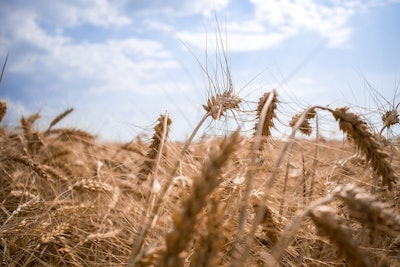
[123,0,230,18]
[249,0,358,47]
[0,1,185,95]
[26,0,130,28]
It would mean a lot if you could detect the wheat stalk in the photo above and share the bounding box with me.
[160,130,240,267]
[232,90,278,261]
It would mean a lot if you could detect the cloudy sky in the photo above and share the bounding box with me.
[0,0,399,142]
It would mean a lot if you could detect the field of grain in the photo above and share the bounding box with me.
[0,84,399,267]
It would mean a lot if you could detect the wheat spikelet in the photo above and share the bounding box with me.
[136,244,166,267]
[202,90,241,120]
[10,190,38,200]
[11,156,53,181]
[137,114,172,184]
[21,112,40,140]
[381,109,399,131]
[46,128,96,143]
[69,178,113,192]
[3,195,41,225]
[336,184,400,236]
[331,107,397,189]
[310,205,373,267]
[83,229,121,243]
[46,107,74,131]
[40,222,70,244]
[160,130,240,267]
[20,112,44,152]
[289,109,317,136]
[0,100,6,123]
[254,89,278,138]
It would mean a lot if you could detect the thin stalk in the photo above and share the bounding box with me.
[278,142,294,219]
[230,92,275,266]
[128,112,211,266]
[308,113,319,202]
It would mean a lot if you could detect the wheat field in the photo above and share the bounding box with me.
[0,82,399,267]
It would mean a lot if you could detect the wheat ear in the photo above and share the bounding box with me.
[137,113,172,184]
[0,100,6,123]
[310,205,373,267]
[253,89,278,139]
[160,130,240,267]
[202,90,241,120]
[331,107,397,189]
[191,193,226,267]
[336,184,400,236]
[289,109,317,136]
[46,107,74,131]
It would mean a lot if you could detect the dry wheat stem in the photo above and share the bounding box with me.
[0,52,8,85]
[308,113,319,201]
[161,130,240,267]
[128,112,211,266]
[252,106,325,261]
[230,90,276,265]
[278,142,295,219]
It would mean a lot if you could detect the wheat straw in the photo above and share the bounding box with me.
[160,130,240,267]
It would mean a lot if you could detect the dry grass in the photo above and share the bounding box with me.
[1,93,399,267]
[1,40,400,266]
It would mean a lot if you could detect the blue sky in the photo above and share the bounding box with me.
[0,0,399,142]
